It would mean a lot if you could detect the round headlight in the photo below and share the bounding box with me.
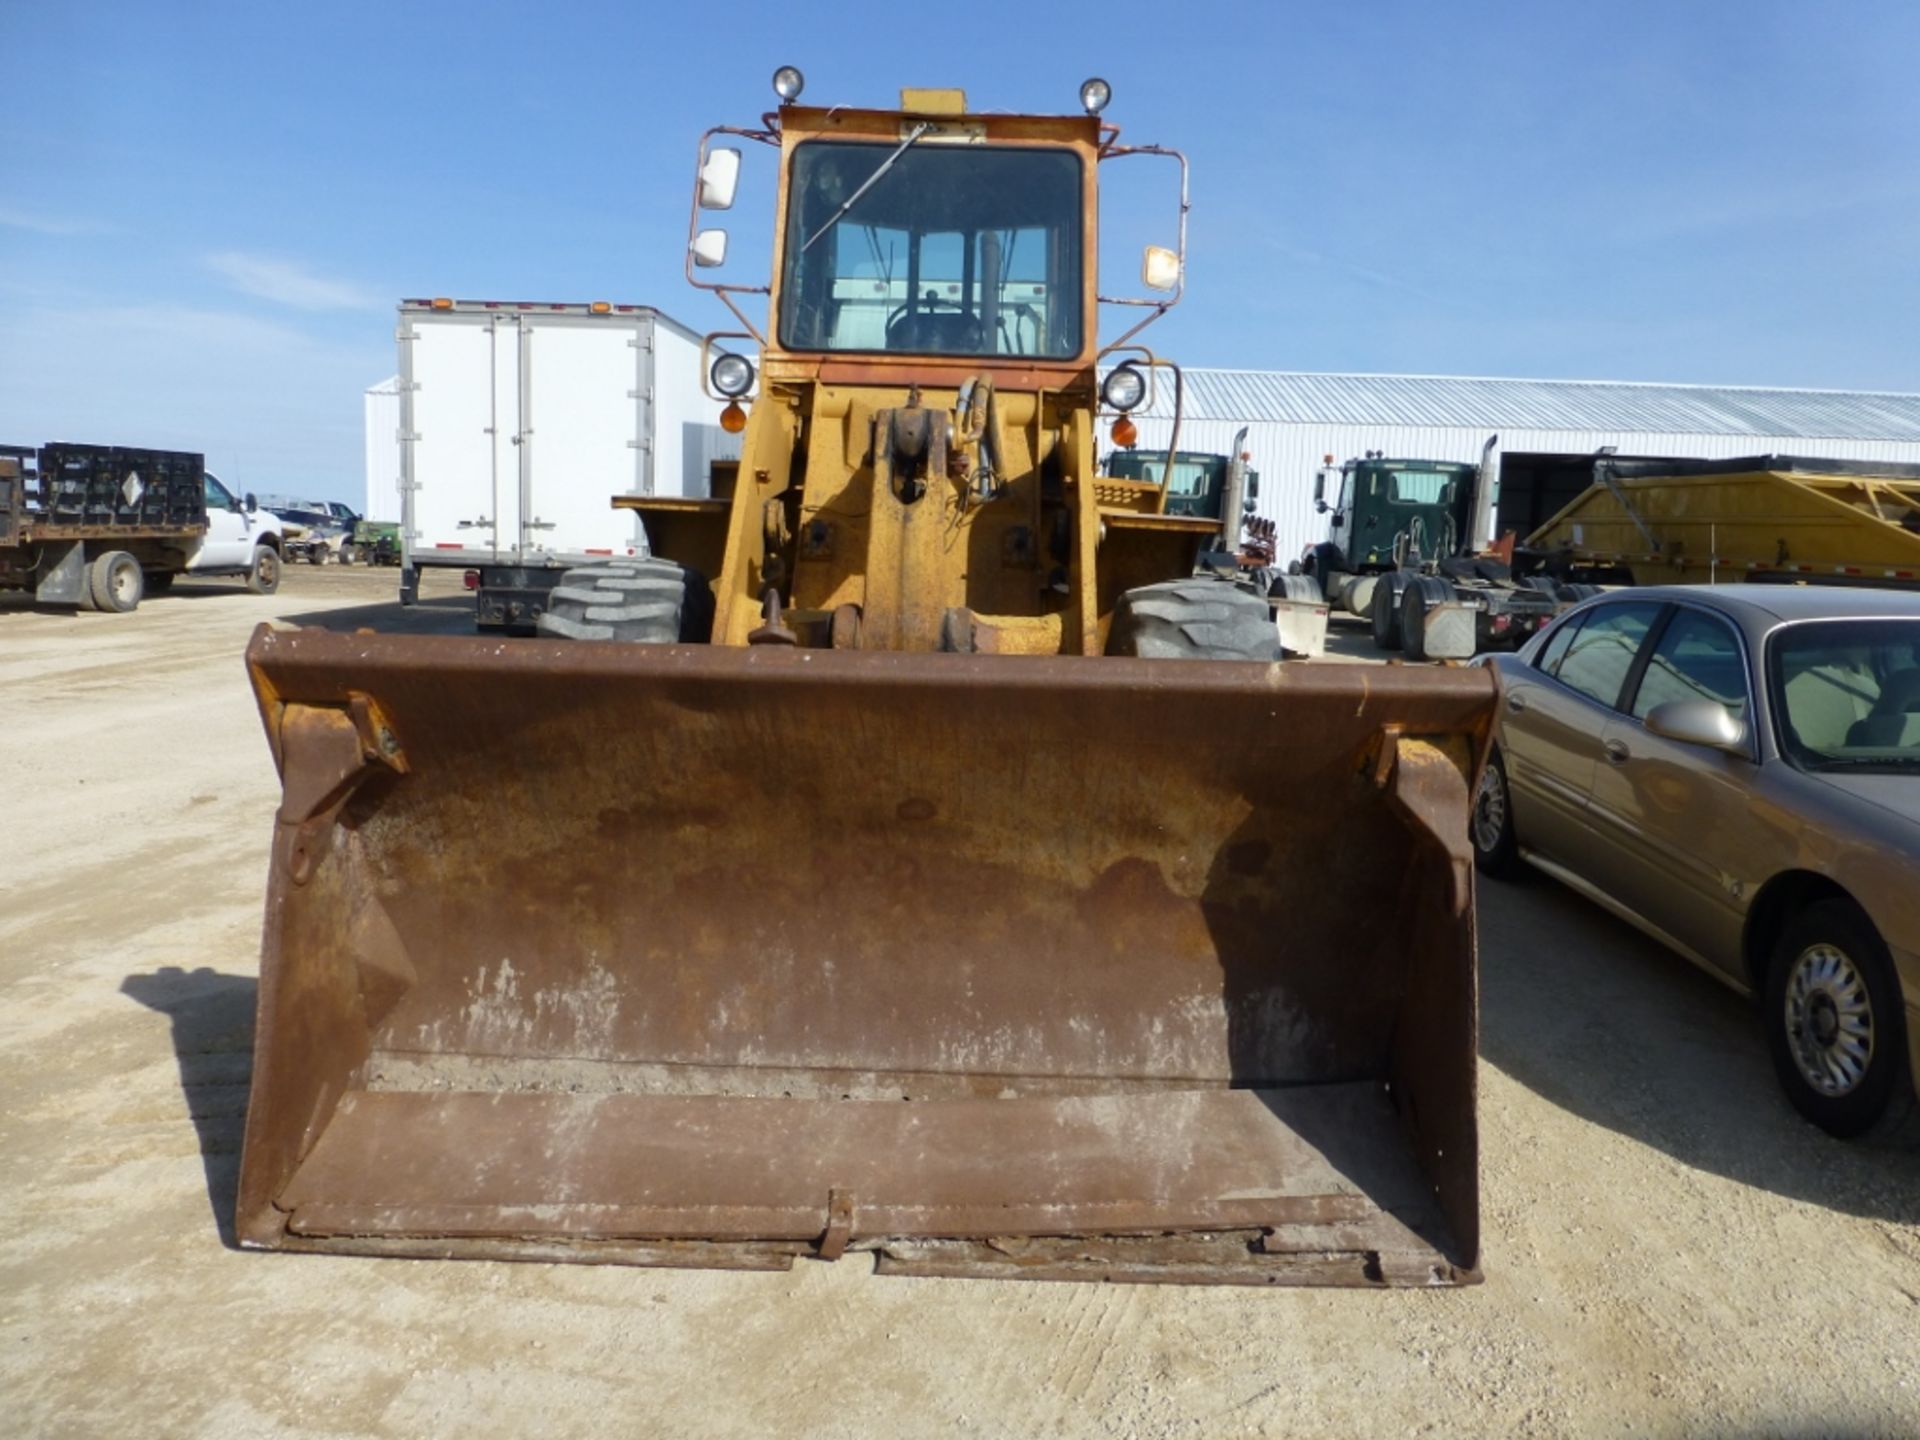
[1079,78,1112,115]
[711,352,755,398]
[1101,364,1146,412]
[773,66,805,103]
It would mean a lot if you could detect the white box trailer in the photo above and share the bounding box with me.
[393,299,737,630]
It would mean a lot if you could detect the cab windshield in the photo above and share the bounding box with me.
[1770,619,1920,772]
[780,140,1083,359]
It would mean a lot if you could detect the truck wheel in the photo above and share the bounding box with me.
[1400,575,1453,663]
[1370,572,1406,650]
[1555,582,1601,604]
[339,543,358,566]
[1471,747,1523,878]
[143,570,176,595]
[1764,899,1913,1138]
[307,542,330,566]
[1271,572,1322,605]
[88,551,144,613]
[536,558,713,643]
[1106,577,1281,661]
[246,545,282,595]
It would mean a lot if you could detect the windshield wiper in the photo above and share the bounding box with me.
[800,123,932,255]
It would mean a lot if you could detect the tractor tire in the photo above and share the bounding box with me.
[536,558,714,644]
[246,544,282,596]
[1400,575,1453,663]
[1106,577,1281,662]
[1370,571,1407,651]
[88,550,144,613]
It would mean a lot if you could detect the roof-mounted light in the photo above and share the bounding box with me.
[1079,77,1112,115]
[773,66,805,103]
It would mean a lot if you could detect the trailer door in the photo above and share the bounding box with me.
[519,315,647,557]
[405,313,521,563]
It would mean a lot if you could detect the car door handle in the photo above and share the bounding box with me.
[1506,692,1527,713]
[1604,739,1630,764]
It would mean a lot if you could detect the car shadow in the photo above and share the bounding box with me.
[120,966,257,1249]
[1477,873,1920,1222]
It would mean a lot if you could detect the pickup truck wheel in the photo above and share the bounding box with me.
[339,543,358,566]
[1470,747,1523,878]
[307,542,330,566]
[1764,900,1912,1138]
[246,545,282,596]
[1106,577,1281,661]
[88,550,144,613]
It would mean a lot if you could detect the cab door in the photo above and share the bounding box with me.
[196,473,252,570]
[1584,604,1758,977]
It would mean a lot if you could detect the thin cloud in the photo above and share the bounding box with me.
[0,207,106,237]
[207,251,379,311]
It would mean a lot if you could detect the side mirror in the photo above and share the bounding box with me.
[1313,471,1325,503]
[1141,245,1181,292]
[690,228,729,269]
[1643,699,1747,754]
[698,147,741,210]
[243,493,257,514]
[1245,470,1259,501]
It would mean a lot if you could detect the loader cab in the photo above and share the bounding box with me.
[1319,458,1476,568]
[778,137,1088,360]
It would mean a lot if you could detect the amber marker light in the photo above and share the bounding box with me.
[1110,417,1138,447]
[720,401,747,434]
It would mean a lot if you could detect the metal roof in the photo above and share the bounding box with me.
[1136,370,1920,442]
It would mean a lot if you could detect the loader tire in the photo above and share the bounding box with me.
[1106,577,1281,662]
[536,559,713,644]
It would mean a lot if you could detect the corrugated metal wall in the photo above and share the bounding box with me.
[1123,417,1920,567]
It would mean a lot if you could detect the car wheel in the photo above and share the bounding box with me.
[1470,746,1523,878]
[246,544,282,596]
[1764,899,1913,1138]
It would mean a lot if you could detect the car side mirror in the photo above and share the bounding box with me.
[243,493,257,514]
[1643,699,1747,754]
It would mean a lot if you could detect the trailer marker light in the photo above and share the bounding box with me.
[463,570,480,590]
[590,301,611,314]
[431,297,453,310]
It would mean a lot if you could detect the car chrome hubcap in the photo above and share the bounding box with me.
[1785,943,1873,1097]
[1472,765,1507,854]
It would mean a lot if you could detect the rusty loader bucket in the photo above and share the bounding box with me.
[238,626,1496,1286]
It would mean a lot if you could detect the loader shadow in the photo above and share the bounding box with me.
[1475,875,1920,1223]
[276,595,473,636]
[120,966,257,1249]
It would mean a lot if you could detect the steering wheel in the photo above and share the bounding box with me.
[886,293,982,352]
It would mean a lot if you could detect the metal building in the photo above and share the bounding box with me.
[1126,370,1920,566]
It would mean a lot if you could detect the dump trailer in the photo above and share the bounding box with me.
[1523,454,1920,590]
[238,73,1497,1287]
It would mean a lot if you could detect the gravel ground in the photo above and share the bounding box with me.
[2,565,1917,1439]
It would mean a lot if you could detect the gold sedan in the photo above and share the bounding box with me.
[1473,584,1920,1137]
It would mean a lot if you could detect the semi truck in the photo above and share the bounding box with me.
[1,443,284,611]
[389,298,739,631]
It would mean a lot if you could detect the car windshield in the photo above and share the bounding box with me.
[780,141,1083,358]
[1770,618,1920,772]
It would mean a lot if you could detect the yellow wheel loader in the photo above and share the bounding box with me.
[238,73,1498,1286]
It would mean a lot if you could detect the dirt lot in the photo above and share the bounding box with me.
[3,565,1918,1439]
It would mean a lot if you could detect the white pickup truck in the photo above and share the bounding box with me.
[0,444,286,611]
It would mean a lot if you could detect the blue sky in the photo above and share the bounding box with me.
[3,0,1916,503]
